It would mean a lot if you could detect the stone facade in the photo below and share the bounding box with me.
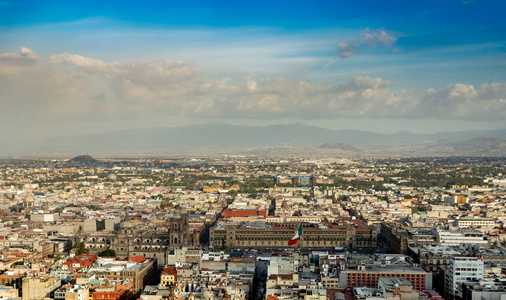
[210,219,377,249]
[79,208,195,266]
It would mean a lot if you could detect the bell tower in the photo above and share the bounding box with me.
[169,208,189,249]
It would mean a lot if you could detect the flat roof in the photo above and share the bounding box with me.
[343,266,429,274]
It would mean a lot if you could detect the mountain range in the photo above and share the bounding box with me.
[2,123,506,156]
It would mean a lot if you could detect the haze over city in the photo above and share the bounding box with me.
[1,0,506,148]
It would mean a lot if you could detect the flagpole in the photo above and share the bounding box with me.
[299,222,304,254]
[299,211,302,257]
[299,222,303,263]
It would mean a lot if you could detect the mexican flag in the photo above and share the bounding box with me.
[288,224,302,246]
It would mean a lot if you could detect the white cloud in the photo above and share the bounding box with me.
[20,46,36,57]
[0,47,505,131]
[338,42,356,59]
[350,76,394,89]
[337,28,398,58]
[364,29,397,47]
[420,83,506,119]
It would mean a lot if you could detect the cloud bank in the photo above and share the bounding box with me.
[0,47,505,125]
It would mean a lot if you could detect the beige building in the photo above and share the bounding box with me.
[64,286,90,300]
[22,276,61,300]
[378,278,420,300]
[321,277,340,289]
[266,274,299,289]
[0,285,18,298]
[88,257,157,294]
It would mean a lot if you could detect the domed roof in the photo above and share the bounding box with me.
[172,207,188,218]
[107,174,117,180]
[119,211,135,230]
[121,219,135,229]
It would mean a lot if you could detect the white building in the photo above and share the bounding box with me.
[267,256,296,276]
[445,256,484,298]
[433,229,489,246]
[455,217,495,229]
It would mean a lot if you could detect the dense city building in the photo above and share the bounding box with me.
[0,156,504,300]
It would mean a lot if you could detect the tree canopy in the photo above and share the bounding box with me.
[76,243,89,255]
[99,249,116,257]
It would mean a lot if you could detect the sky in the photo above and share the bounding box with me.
[1,0,506,142]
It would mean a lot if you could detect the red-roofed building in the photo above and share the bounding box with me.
[63,255,97,271]
[92,289,129,300]
[127,256,148,264]
[267,274,298,288]
[224,208,267,218]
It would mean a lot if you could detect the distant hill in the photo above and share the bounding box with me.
[357,137,506,156]
[3,123,506,156]
[318,143,361,152]
[418,138,506,155]
[67,155,101,165]
[457,137,506,151]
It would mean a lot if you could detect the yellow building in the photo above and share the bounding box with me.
[160,267,177,288]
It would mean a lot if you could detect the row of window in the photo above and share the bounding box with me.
[234,240,348,245]
[211,236,373,241]
[348,276,424,280]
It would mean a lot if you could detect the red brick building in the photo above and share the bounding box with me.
[92,289,129,300]
[339,266,432,291]
[223,208,267,218]
[63,255,97,271]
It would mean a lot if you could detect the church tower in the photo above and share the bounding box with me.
[119,210,135,235]
[169,208,189,249]
[114,210,135,257]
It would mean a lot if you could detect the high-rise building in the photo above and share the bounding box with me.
[445,256,484,299]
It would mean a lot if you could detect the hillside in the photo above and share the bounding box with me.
[2,123,506,156]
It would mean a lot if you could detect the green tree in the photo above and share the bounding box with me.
[10,261,24,267]
[76,243,89,255]
[99,249,116,257]
[227,190,238,197]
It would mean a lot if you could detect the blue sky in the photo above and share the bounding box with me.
[0,0,505,140]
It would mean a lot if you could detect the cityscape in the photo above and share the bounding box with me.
[1,1,506,300]
[0,155,504,299]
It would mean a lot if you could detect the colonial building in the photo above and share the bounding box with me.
[210,218,377,249]
[79,208,196,266]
